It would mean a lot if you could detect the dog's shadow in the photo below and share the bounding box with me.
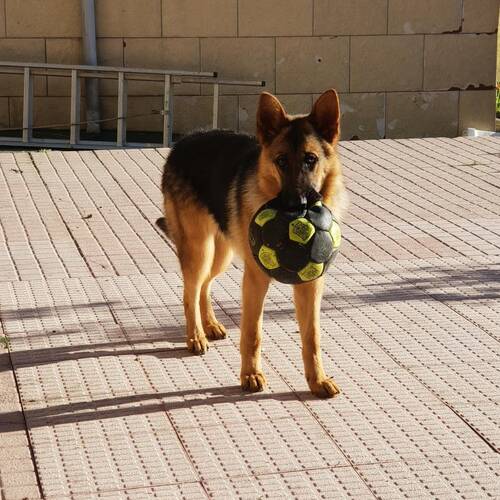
[2,383,307,431]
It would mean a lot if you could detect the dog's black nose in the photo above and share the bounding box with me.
[279,191,307,211]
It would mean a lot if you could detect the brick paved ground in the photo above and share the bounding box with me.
[0,137,499,499]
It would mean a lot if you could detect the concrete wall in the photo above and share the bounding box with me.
[0,0,498,139]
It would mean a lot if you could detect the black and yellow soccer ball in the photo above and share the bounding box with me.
[249,197,341,284]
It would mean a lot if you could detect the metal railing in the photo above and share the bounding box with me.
[0,61,265,149]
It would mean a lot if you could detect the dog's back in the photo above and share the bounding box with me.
[160,129,261,233]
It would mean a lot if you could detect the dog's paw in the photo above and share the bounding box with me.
[241,372,267,392]
[204,320,227,340]
[309,377,341,399]
[187,335,209,355]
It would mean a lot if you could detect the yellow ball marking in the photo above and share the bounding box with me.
[255,208,277,227]
[298,262,324,282]
[258,245,279,270]
[329,221,342,248]
[289,218,315,244]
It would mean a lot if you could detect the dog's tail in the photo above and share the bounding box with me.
[155,217,169,238]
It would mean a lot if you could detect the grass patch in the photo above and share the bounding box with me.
[0,336,9,349]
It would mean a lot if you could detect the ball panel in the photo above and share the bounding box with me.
[255,208,277,227]
[298,262,324,282]
[289,218,315,244]
[307,203,332,231]
[310,230,334,263]
[277,241,311,272]
[262,214,289,248]
[258,245,279,270]
[329,221,342,248]
[270,267,300,284]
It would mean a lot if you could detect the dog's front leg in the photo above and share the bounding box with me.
[240,261,270,392]
[294,278,340,398]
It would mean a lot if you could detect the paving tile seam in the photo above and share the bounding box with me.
[344,180,473,259]
[348,141,500,215]
[26,152,96,280]
[49,481,209,500]
[342,152,499,231]
[368,258,500,346]
[90,150,168,251]
[341,210,424,261]
[47,151,151,275]
[0,157,42,281]
[340,308,500,454]
[180,295,383,497]
[343,160,498,255]
[2,346,45,499]
[73,151,168,273]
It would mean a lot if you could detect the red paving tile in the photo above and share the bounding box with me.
[0,137,499,498]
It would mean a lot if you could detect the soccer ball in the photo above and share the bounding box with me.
[249,197,341,284]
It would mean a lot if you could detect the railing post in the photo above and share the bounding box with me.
[70,70,81,145]
[212,83,219,129]
[22,67,33,143]
[117,71,127,147]
[162,74,174,147]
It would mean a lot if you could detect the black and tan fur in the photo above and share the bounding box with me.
[157,90,347,398]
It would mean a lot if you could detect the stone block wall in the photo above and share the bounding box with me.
[0,0,498,139]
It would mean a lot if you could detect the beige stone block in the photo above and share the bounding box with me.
[337,93,386,140]
[174,95,238,134]
[163,0,237,37]
[238,94,313,134]
[386,91,459,138]
[96,0,161,37]
[6,0,80,37]
[46,38,123,96]
[124,38,199,96]
[424,34,496,90]
[201,38,274,94]
[388,0,461,34]
[101,95,236,134]
[276,37,349,93]
[0,38,46,62]
[101,96,164,132]
[351,36,424,92]
[0,98,9,129]
[0,39,47,96]
[463,0,499,33]
[459,90,496,133]
[239,0,312,36]
[46,39,80,97]
[97,38,126,96]
[9,97,74,130]
[314,0,387,35]
[0,0,5,37]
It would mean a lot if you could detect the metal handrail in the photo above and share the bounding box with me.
[0,60,217,77]
[0,61,265,149]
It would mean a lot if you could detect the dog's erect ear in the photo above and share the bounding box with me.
[256,92,288,144]
[309,89,340,143]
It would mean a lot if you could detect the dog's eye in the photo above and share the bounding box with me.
[275,155,288,169]
[304,153,318,169]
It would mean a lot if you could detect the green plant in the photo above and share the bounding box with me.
[0,336,9,349]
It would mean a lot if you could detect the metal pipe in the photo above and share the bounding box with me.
[81,0,100,134]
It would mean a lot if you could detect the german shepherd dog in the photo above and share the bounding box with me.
[157,89,347,398]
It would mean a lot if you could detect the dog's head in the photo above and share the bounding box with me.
[256,90,342,209]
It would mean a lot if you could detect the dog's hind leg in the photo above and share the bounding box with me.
[175,208,216,355]
[200,232,233,340]
[293,277,340,398]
